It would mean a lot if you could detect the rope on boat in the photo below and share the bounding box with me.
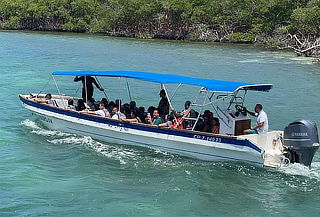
[36,78,51,97]
[126,79,132,102]
[95,76,109,101]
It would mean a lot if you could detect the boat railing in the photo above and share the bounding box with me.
[216,106,232,129]
[183,117,198,121]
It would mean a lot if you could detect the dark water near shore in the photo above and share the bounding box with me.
[1,31,320,216]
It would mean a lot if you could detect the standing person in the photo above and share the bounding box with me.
[74,76,104,102]
[157,89,169,118]
[243,104,269,134]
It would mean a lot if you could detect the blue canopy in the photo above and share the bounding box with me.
[52,70,272,93]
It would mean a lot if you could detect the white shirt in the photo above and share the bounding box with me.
[47,99,55,106]
[256,110,268,134]
[112,112,125,119]
[95,109,110,117]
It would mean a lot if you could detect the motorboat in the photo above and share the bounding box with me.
[19,70,319,168]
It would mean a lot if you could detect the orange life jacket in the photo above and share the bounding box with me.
[170,117,183,129]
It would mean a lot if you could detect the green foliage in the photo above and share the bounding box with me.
[258,37,286,49]
[291,4,320,34]
[0,0,319,39]
[229,32,255,43]
[4,16,20,29]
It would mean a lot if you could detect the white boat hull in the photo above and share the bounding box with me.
[21,95,267,166]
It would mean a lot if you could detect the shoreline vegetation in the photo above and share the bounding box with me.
[1,0,319,60]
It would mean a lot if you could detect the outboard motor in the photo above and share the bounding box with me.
[283,119,319,167]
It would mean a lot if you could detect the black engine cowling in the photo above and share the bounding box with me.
[283,119,319,167]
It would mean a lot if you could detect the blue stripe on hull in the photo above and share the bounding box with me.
[19,95,262,154]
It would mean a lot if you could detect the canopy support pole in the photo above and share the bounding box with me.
[126,79,132,102]
[162,84,172,108]
[52,75,67,108]
[84,76,88,103]
[169,83,182,102]
[162,84,176,122]
[95,76,109,101]
[192,90,209,131]
[52,75,61,96]
[174,87,202,130]
[36,78,51,97]
[118,77,121,111]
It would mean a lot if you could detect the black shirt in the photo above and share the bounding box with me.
[158,97,169,116]
[74,76,100,89]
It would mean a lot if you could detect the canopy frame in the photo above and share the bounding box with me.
[50,70,272,132]
[52,70,273,93]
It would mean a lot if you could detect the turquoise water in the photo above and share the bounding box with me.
[1,31,320,216]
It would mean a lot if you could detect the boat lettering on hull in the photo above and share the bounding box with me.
[37,114,53,124]
[193,134,222,143]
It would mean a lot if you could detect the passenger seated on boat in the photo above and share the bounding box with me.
[111,107,126,120]
[157,89,169,119]
[121,109,141,123]
[170,116,184,129]
[95,102,110,117]
[158,114,174,128]
[86,98,96,111]
[100,97,110,111]
[67,99,76,110]
[108,101,115,111]
[115,99,122,109]
[130,101,138,111]
[76,99,86,111]
[147,106,156,118]
[181,101,196,116]
[194,114,204,131]
[137,107,147,123]
[101,98,108,107]
[123,103,132,118]
[34,94,56,106]
[146,109,163,126]
[212,117,220,134]
[179,101,197,129]
[202,110,214,133]
[79,102,110,117]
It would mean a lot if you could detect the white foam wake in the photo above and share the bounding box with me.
[21,119,140,164]
[20,120,192,166]
[279,162,320,181]
[48,136,138,164]
[20,119,71,137]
